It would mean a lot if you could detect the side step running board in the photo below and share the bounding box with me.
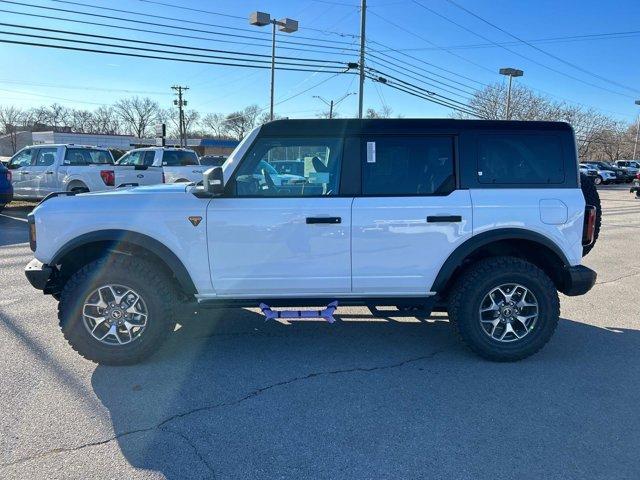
[259,301,338,323]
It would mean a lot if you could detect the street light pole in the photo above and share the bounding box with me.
[250,12,299,122]
[499,68,524,120]
[633,100,640,160]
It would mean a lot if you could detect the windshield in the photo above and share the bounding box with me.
[64,148,113,165]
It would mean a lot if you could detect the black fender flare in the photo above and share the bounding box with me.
[431,228,570,293]
[50,229,197,294]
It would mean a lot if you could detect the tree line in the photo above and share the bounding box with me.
[2,86,635,160]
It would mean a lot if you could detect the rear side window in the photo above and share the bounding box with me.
[162,151,199,166]
[64,148,113,165]
[362,136,454,195]
[477,134,564,184]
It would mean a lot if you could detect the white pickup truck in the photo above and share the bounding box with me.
[115,147,204,184]
[7,144,161,200]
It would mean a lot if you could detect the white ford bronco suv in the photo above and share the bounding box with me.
[24,119,600,365]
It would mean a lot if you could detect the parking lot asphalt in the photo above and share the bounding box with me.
[1,186,640,480]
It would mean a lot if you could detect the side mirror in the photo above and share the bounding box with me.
[203,166,225,195]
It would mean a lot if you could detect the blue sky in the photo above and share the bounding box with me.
[0,0,638,122]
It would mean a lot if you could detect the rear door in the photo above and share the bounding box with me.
[161,150,203,183]
[351,135,472,295]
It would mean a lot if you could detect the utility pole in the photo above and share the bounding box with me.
[499,68,523,120]
[358,0,366,119]
[633,100,640,160]
[172,85,189,147]
[313,92,356,119]
[250,12,299,121]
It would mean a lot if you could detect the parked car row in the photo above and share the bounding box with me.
[580,160,639,185]
[4,144,216,202]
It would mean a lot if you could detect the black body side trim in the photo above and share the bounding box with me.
[50,230,197,295]
[197,296,436,309]
[431,228,571,293]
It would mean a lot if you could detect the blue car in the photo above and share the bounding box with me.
[0,161,13,212]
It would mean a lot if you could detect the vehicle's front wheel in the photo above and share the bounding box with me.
[58,256,177,365]
[447,256,559,362]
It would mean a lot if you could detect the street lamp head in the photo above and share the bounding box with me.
[278,18,298,33]
[499,68,524,77]
[249,11,271,26]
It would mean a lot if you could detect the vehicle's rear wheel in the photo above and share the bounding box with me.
[447,256,559,362]
[58,256,177,365]
[580,173,601,257]
[594,176,602,185]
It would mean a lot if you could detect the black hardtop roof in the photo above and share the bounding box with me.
[260,118,573,136]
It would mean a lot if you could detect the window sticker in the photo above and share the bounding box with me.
[366,141,376,163]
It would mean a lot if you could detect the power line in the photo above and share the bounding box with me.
[0,8,358,58]
[133,0,359,38]
[0,25,348,68]
[411,0,636,98]
[0,37,354,74]
[0,78,169,96]
[49,0,359,45]
[1,1,361,53]
[443,0,640,95]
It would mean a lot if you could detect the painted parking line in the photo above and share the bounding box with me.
[0,213,28,222]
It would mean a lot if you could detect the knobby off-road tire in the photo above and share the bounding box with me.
[58,256,178,365]
[580,173,601,257]
[447,256,560,362]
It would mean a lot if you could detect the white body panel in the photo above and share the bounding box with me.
[351,191,472,295]
[32,184,215,295]
[116,147,203,184]
[470,188,585,266]
[207,197,352,296]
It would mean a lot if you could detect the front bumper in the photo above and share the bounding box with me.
[561,265,597,296]
[25,258,53,291]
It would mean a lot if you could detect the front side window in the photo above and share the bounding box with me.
[233,137,342,197]
[362,136,455,195]
[64,148,113,165]
[162,150,198,166]
[116,151,144,166]
[34,148,57,167]
[9,148,33,168]
[478,134,564,184]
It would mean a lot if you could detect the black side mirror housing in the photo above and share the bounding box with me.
[203,166,225,195]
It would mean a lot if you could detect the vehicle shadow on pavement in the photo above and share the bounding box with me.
[0,212,30,247]
[90,310,640,479]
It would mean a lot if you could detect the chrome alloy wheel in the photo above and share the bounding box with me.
[479,284,538,343]
[82,284,148,345]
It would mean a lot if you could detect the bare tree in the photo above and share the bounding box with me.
[0,105,25,153]
[46,103,70,130]
[91,106,121,135]
[113,97,160,138]
[69,109,94,133]
[364,105,393,119]
[202,113,228,138]
[224,105,260,140]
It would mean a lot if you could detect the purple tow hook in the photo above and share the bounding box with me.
[259,301,338,324]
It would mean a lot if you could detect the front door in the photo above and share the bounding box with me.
[207,135,352,297]
[7,148,34,198]
[29,147,58,198]
[351,135,473,295]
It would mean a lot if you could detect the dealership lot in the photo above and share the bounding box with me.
[1,186,639,479]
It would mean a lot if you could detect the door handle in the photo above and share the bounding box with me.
[306,216,341,224]
[427,215,462,223]
[22,171,30,174]
[45,171,54,174]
